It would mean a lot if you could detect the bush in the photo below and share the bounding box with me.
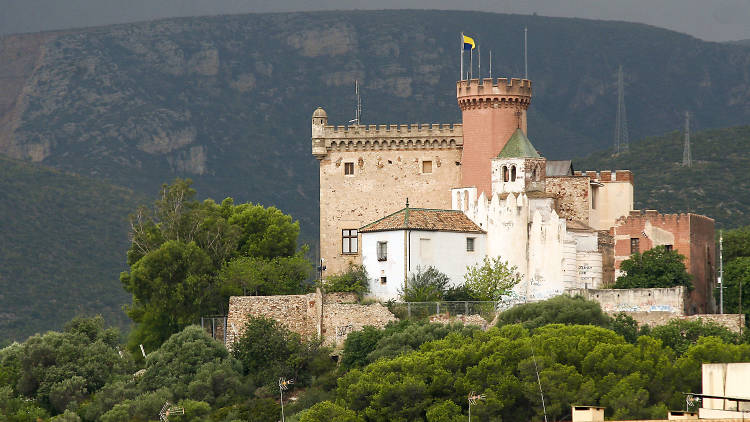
[464,256,521,301]
[495,295,612,330]
[322,264,369,297]
[400,266,450,302]
[614,246,692,289]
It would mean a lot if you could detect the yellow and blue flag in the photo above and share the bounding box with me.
[463,34,475,51]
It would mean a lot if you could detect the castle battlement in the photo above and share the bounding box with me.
[614,210,714,225]
[312,119,463,159]
[322,122,462,136]
[574,170,633,183]
[456,77,533,99]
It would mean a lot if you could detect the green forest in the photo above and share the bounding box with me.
[4,181,750,421]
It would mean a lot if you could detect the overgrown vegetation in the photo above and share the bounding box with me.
[122,180,312,354]
[614,245,693,289]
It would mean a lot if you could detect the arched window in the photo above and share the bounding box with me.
[456,191,463,210]
[531,167,537,181]
[463,191,469,211]
[503,166,509,182]
[510,165,517,182]
[537,165,543,181]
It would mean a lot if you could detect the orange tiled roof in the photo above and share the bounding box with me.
[359,208,485,233]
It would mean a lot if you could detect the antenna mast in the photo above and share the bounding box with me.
[719,230,724,314]
[489,50,492,79]
[682,111,692,167]
[349,80,362,125]
[524,26,528,79]
[614,65,629,154]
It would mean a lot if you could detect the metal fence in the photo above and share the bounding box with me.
[387,301,498,322]
[200,315,227,343]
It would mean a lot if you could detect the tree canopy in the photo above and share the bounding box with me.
[463,257,521,301]
[121,179,312,354]
[614,245,692,289]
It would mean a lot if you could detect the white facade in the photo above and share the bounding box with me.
[361,229,487,301]
[451,157,604,302]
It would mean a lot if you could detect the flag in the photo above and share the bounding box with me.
[463,34,475,51]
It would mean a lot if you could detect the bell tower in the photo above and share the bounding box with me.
[457,77,532,196]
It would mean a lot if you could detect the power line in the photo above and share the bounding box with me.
[682,111,692,167]
[614,65,629,154]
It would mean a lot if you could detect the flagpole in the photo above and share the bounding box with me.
[470,47,473,79]
[460,32,464,81]
[489,50,492,79]
[478,36,481,79]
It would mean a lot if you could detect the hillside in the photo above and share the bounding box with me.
[2,10,750,340]
[574,125,750,229]
[0,155,144,342]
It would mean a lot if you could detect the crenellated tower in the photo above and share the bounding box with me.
[457,77,532,196]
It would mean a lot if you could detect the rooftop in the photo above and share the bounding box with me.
[497,128,541,159]
[360,207,485,233]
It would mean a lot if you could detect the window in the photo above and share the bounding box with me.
[503,166,509,182]
[344,162,354,175]
[422,160,433,173]
[380,276,387,285]
[510,165,517,182]
[630,238,640,254]
[342,229,358,254]
[665,244,673,252]
[377,241,388,261]
[466,237,475,252]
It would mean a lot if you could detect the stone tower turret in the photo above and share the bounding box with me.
[312,107,328,159]
[457,77,532,197]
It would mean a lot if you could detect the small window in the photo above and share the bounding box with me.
[630,238,640,254]
[422,160,433,173]
[380,276,387,285]
[377,241,388,261]
[342,229,358,254]
[503,166,509,182]
[344,162,354,175]
[466,237,475,252]
[510,165,516,182]
[665,244,673,252]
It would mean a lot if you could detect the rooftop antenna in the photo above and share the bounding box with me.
[614,65,629,154]
[682,111,692,167]
[279,378,294,422]
[524,26,528,79]
[478,35,481,78]
[348,80,362,125]
[468,392,486,422]
[489,50,492,79]
[159,402,184,422]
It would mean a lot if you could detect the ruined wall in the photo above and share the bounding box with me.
[568,287,687,314]
[627,313,745,334]
[598,230,615,287]
[226,290,397,349]
[315,122,463,275]
[612,211,716,313]
[545,176,590,225]
[322,302,398,348]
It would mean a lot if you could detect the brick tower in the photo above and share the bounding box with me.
[457,77,532,196]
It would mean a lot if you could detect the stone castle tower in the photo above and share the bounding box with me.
[312,77,533,276]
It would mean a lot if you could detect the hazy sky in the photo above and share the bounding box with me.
[2,0,750,42]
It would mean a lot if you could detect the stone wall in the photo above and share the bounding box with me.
[568,287,687,314]
[226,289,397,349]
[545,176,590,225]
[317,147,462,276]
[567,287,743,333]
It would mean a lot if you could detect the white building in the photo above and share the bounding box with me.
[359,207,487,300]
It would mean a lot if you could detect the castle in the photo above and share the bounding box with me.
[312,77,716,312]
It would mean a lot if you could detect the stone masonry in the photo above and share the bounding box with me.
[226,289,397,349]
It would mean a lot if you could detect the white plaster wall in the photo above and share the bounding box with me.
[571,231,598,252]
[361,230,406,301]
[486,193,529,278]
[408,231,487,288]
[526,209,568,300]
[451,187,477,212]
[702,363,750,412]
[593,181,633,230]
[491,158,526,194]
[576,251,603,289]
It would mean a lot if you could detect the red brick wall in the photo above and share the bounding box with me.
[612,212,716,313]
